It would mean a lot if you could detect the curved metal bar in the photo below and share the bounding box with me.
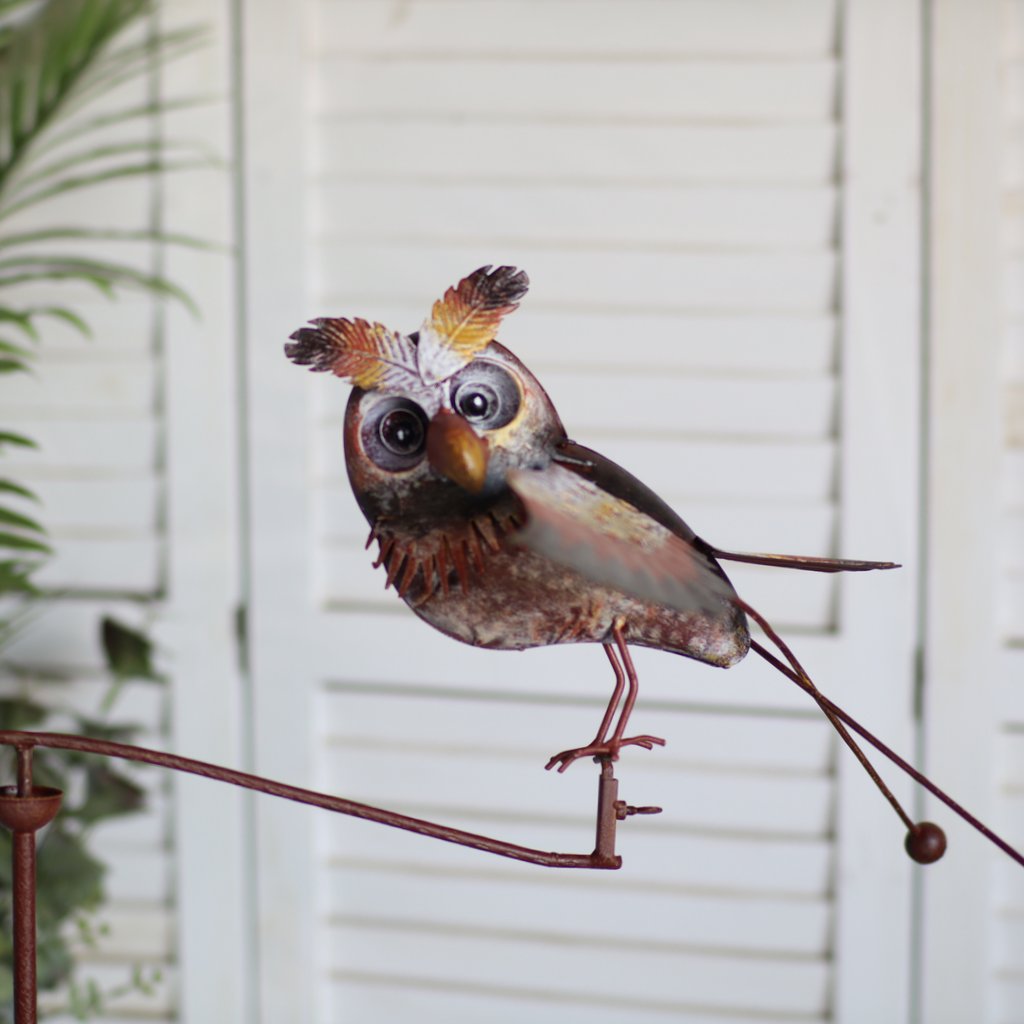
[0,730,623,870]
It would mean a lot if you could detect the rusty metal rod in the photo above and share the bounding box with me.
[749,640,1024,869]
[12,831,36,1024]
[0,731,623,870]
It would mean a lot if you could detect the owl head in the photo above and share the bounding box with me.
[285,266,566,529]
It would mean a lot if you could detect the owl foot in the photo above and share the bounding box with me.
[545,734,665,773]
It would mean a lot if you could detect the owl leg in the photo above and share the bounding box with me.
[545,621,665,773]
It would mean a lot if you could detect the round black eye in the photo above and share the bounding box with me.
[360,397,429,472]
[448,362,520,430]
[454,381,500,423]
[379,408,425,455]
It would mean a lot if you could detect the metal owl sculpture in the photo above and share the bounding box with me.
[286,265,1022,869]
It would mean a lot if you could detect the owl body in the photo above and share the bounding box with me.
[340,337,749,667]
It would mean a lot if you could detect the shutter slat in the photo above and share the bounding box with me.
[326,981,822,1024]
[315,121,838,186]
[321,690,831,772]
[313,244,837,315]
[322,821,831,897]
[314,182,837,249]
[322,746,832,837]
[316,58,838,122]
[327,928,829,1017]
[326,876,829,958]
[314,0,838,58]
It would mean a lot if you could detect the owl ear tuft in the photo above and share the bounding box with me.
[285,317,421,392]
[417,265,530,383]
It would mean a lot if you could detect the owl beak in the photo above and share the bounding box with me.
[426,409,490,494]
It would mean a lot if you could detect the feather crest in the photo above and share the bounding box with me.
[417,265,529,383]
[285,317,420,392]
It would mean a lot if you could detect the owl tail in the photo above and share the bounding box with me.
[736,597,1023,869]
[709,547,899,573]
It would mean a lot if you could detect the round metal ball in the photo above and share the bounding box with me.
[905,821,947,864]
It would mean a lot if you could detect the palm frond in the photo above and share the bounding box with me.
[63,24,206,115]
[0,254,198,311]
[0,0,154,188]
[30,93,218,159]
[0,530,50,554]
[0,478,39,502]
[0,225,219,251]
[0,430,36,449]
[3,137,217,201]
[0,156,206,220]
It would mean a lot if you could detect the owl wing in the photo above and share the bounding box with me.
[553,440,899,574]
[506,461,735,617]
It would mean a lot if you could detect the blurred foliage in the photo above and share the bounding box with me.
[0,619,164,1019]
[0,0,204,1016]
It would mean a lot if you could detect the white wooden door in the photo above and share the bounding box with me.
[920,3,1024,1022]
[241,2,924,1022]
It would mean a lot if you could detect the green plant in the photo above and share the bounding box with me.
[0,617,164,1013]
[0,0,206,1014]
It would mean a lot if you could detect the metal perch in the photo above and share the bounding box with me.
[0,729,656,1023]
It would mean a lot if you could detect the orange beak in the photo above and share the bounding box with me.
[426,409,490,494]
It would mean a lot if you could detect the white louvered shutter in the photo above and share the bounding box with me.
[243,2,924,1022]
[0,27,178,1024]
[919,3,1024,1023]
[0,3,242,1020]
[997,3,1024,1016]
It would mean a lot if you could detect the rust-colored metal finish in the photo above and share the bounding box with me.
[0,730,637,868]
[0,728,650,1020]
[0,743,63,1024]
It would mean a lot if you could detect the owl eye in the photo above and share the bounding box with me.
[361,397,428,471]
[379,408,425,455]
[449,362,520,430]
[454,381,499,422]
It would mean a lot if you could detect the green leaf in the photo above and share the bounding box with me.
[0,225,220,253]
[100,616,160,681]
[70,714,139,744]
[0,558,40,597]
[0,530,51,553]
[34,93,219,157]
[0,309,38,340]
[0,0,152,196]
[0,430,36,449]
[0,696,48,730]
[0,256,198,313]
[0,506,45,533]
[65,24,206,113]
[0,338,34,359]
[74,762,145,824]
[0,478,40,502]
[3,138,218,201]
[0,157,210,221]
[35,824,106,926]
[28,305,91,337]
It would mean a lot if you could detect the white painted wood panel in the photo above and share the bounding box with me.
[312,0,838,57]
[313,244,837,314]
[329,928,829,1017]
[157,0,249,1020]
[240,0,927,1020]
[324,822,834,902]
[321,983,820,1024]
[314,182,838,248]
[315,121,839,186]
[315,59,838,122]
